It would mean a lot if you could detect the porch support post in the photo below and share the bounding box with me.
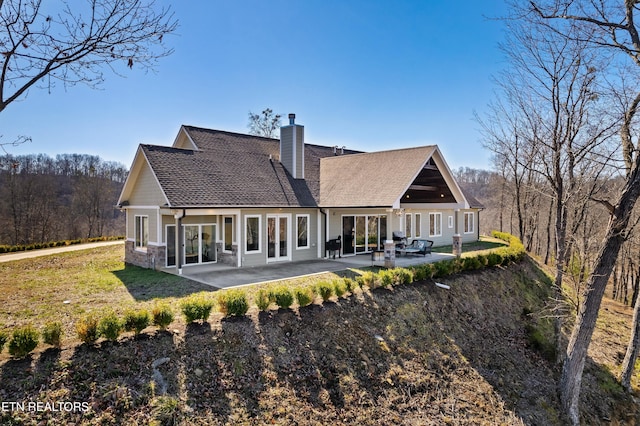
[453,208,462,257]
[384,209,395,268]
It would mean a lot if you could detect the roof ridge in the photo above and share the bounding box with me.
[321,144,435,160]
[182,125,278,142]
[141,143,195,152]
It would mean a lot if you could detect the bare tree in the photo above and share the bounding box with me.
[528,1,640,423]
[0,0,177,114]
[247,108,282,138]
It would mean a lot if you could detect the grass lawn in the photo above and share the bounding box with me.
[0,235,507,351]
[432,235,508,255]
[0,245,357,350]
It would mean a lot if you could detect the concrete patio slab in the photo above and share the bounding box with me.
[179,252,455,289]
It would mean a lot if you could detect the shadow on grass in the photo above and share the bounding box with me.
[432,239,507,254]
[111,264,212,301]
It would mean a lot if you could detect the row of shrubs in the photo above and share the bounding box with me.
[0,236,125,254]
[0,232,525,358]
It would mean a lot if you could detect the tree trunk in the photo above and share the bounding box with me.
[545,197,554,265]
[560,171,640,425]
[621,287,640,391]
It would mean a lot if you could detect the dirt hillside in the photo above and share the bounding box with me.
[1,258,638,425]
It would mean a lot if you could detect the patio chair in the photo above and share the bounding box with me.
[398,239,433,257]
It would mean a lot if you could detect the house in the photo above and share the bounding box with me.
[117,114,483,272]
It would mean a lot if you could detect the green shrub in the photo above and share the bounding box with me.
[42,322,63,347]
[355,276,366,289]
[255,289,271,311]
[433,260,454,278]
[316,281,334,301]
[98,311,122,341]
[392,268,414,285]
[151,302,175,329]
[361,271,376,288]
[378,269,394,288]
[463,256,482,271]
[294,287,314,307]
[333,279,347,298]
[123,309,151,335]
[217,289,249,317]
[8,326,39,358]
[343,277,355,293]
[272,286,294,309]
[76,313,100,344]
[181,293,214,323]
[412,266,427,282]
[0,330,7,353]
[487,252,501,267]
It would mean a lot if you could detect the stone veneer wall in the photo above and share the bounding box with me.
[125,240,165,270]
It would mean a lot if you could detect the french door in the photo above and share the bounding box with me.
[267,215,290,261]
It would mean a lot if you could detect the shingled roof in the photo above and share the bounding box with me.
[319,146,438,207]
[141,126,361,208]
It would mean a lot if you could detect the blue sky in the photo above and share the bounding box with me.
[0,1,508,170]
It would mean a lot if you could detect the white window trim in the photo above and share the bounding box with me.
[429,212,442,237]
[405,213,412,239]
[245,215,262,254]
[464,212,475,234]
[222,216,235,253]
[134,215,149,252]
[296,214,310,250]
[415,213,421,238]
[448,215,454,229]
[267,213,292,262]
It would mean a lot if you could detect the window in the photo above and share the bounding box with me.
[166,225,176,266]
[245,215,261,253]
[223,216,234,252]
[134,215,148,250]
[297,215,309,249]
[415,213,421,238]
[464,212,475,234]
[429,212,442,237]
[448,215,454,228]
[405,214,412,238]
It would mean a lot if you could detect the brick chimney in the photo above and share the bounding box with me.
[279,113,304,179]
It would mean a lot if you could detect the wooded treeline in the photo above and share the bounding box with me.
[0,153,127,245]
[456,167,640,310]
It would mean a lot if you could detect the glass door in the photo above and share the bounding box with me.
[267,215,290,261]
[201,224,216,263]
[342,216,355,255]
[368,216,378,252]
[166,225,176,267]
[355,215,367,253]
[184,225,200,264]
[182,224,216,265]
